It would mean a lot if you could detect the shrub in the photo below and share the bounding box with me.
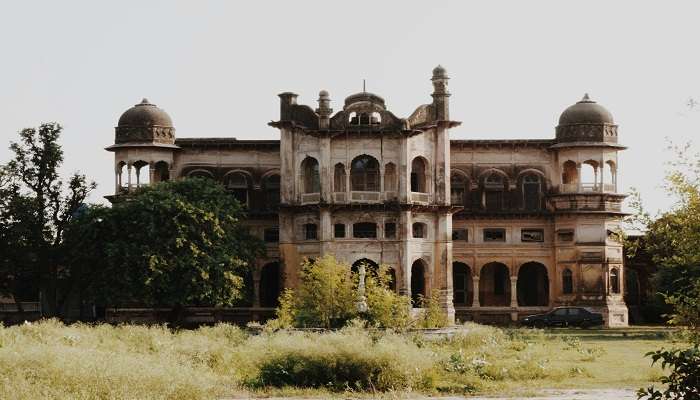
[415,292,449,328]
[364,266,412,329]
[638,345,700,400]
[268,255,415,329]
[243,326,438,391]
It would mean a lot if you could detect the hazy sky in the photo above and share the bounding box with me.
[1,1,699,214]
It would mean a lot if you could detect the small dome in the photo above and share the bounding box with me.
[118,98,173,127]
[558,94,614,125]
[319,90,329,98]
[344,92,386,109]
[432,65,448,78]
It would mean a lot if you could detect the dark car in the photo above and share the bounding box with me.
[521,307,604,328]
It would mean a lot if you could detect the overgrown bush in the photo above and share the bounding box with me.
[364,266,412,329]
[415,292,449,328]
[242,326,438,391]
[270,255,418,329]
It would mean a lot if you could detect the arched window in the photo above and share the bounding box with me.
[522,174,542,211]
[153,161,169,183]
[117,161,126,191]
[348,112,358,125]
[581,160,598,191]
[604,160,616,192]
[451,172,468,206]
[351,155,379,191]
[188,170,214,180]
[334,163,346,192]
[411,157,427,192]
[264,174,280,209]
[411,260,427,306]
[302,157,320,193]
[484,173,506,211]
[562,268,573,294]
[133,160,149,187]
[353,222,377,238]
[610,268,620,294]
[562,161,578,185]
[412,222,427,238]
[370,112,381,125]
[384,163,397,192]
[226,172,249,206]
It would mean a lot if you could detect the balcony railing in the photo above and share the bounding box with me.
[350,191,381,203]
[411,192,430,204]
[559,183,617,194]
[333,192,347,203]
[300,192,320,204]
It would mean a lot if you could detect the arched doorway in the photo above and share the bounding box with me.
[479,262,510,306]
[411,260,427,307]
[260,262,281,307]
[517,262,549,306]
[452,262,472,306]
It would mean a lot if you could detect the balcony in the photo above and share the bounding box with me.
[559,182,617,194]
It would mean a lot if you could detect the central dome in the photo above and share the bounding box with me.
[558,94,614,125]
[118,98,173,127]
[344,92,386,109]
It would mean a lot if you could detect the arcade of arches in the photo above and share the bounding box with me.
[256,258,553,311]
[451,261,551,308]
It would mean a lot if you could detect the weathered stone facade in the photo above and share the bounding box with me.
[106,66,628,326]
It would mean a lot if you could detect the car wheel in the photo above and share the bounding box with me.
[534,320,546,329]
[580,321,590,329]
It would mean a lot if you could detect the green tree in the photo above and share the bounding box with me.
[1,123,95,316]
[629,143,700,399]
[63,178,265,323]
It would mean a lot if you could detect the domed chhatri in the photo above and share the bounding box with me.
[118,98,174,128]
[432,64,448,79]
[114,98,176,145]
[556,94,618,144]
[558,93,614,125]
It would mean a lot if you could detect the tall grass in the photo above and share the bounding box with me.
[0,319,652,399]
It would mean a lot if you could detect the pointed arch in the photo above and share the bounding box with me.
[411,156,429,193]
[301,156,320,193]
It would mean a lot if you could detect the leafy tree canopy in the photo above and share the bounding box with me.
[64,178,265,311]
[0,123,95,314]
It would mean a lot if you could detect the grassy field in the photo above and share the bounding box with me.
[0,320,676,399]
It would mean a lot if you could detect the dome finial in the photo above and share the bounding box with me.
[581,93,591,102]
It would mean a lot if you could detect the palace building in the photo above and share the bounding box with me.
[106,66,629,326]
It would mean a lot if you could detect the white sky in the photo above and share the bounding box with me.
[1,0,699,214]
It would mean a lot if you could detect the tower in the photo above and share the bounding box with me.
[105,98,178,200]
[270,67,461,323]
[550,94,628,326]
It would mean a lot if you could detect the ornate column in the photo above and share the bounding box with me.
[114,166,120,194]
[149,162,156,184]
[126,162,132,192]
[472,277,480,307]
[576,164,582,192]
[510,276,518,307]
